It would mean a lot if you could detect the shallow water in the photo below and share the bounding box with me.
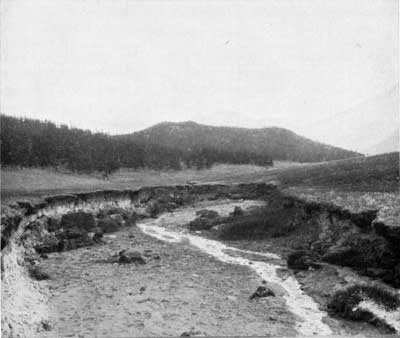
[137,200,333,336]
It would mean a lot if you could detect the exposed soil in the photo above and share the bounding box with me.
[2,183,399,338]
[32,200,394,338]
[36,219,297,337]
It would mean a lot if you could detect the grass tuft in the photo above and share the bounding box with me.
[328,284,400,332]
[328,284,400,323]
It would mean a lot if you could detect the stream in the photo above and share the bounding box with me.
[29,199,399,337]
[137,200,333,336]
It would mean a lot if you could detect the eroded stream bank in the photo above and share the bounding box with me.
[1,183,400,337]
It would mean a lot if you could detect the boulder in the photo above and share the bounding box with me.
[28,265,50,281]
[118,249,147,264]
[249,286,275,299]
[143,249,161,260]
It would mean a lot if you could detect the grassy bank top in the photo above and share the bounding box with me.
[1,152,398,226]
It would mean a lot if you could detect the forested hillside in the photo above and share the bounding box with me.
[123,121,361,163]
[1,115,123,173]
[0,115,360,174]
[1,115,270,173]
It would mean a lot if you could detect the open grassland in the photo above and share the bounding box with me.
[0,164,270,203]
[2,153,399,224]
[276,153,400,226]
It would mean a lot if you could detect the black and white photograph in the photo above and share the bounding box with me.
[1,0,399,337]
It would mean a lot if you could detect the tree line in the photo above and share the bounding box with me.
[0,115,273,174]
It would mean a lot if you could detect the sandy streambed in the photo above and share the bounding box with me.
[137,200,332,336]
[33,199,397,337]
[36,200,300,337]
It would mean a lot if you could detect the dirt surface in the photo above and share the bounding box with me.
[36,223,298,338]
[30,199,398,338]
[3,183,399,338]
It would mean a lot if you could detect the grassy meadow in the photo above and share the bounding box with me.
[2,153,399,225]
[0,164,271,203]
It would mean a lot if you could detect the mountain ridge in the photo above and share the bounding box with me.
[118,120,362,163]
[1,114,363,174]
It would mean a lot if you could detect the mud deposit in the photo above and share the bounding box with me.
[2,184,400,337]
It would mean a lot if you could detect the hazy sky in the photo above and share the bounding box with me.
[1,0,398,149]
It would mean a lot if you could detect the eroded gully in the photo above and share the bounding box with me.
[137,200,333,336]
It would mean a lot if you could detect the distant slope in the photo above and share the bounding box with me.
[304,85,399,153]
[366,129,399,155]
[271,152,399,192]
[120,121,361,163]
[1,115,361,173]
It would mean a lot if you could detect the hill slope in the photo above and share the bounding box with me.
[121,121,361,163]
[1,115,360,173]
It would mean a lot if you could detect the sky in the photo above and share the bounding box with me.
[1,0,398,151]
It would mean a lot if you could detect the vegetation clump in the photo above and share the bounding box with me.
[328,284,400,331]
[287,250,322,270]
[217,206,302,240]
[187,209,221,231]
